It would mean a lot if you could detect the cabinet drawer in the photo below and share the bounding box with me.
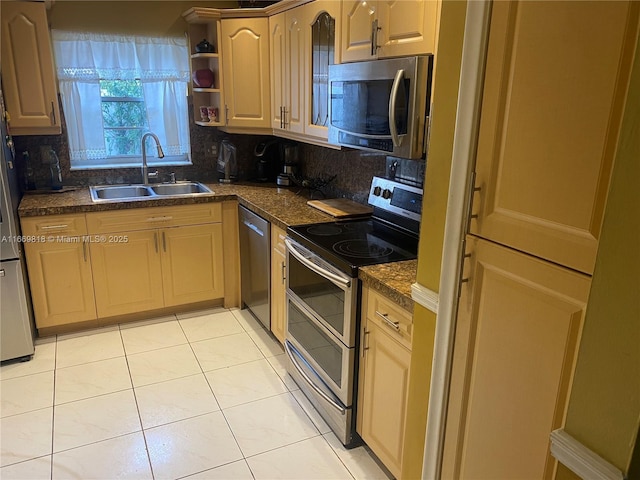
[366,288,413,350]
[21,214,88,236]
[87,203,222,233]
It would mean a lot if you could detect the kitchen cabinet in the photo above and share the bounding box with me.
[1,1,62,135]
[270,224,287,344]
[341,0,438,63]
[442,236,590,479]
[221,17,271,130]
[87,203,224,318]
[187,18,225,127]
[21,214,96,328]
[358,286,413,479]
[271,1,339,142]
[442,1,639,478]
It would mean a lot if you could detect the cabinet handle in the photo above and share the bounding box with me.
[371,19,381,56]
[362,328,370,356]
[162,231,166,252]
[225,104,229,126]
[376,310,400,331]
[283,107,288,128]
[40,224,69,231]
[146,216,173,223]
[465,171,482,235]
[153,232,158,253]
[50,101,56,125]
[280,106,284,129]
[82,240,87,262]
[281,261,286,284]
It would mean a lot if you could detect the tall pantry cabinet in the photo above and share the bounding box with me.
[442,1,639,479]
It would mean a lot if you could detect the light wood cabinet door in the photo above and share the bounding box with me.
[23,240,96,329]
[0,1,61,135]
[376,0,438,58]
[470,0,638,275]
[90,230,164,318]
[360,314,411,479]
[161,224,225,307]
[221,17,271,128]
[285,10,304,134]
[270,225,287,344]
[442,236,591,479]
[269,12,286,131]
[341,0,377,62]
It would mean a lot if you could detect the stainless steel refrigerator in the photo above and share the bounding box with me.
[0,88,35,362]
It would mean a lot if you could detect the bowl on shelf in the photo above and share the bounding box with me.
[195,39,215,53]
[192,69,214,88]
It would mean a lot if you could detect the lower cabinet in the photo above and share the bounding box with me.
[21,214,97,328]
[21,203,227,330]
[358,286,413,479]
[270,224,287,344]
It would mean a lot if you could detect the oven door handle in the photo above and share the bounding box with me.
[285,238,351,289]
[285,341,346,415]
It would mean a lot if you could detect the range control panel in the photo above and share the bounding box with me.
[367,176,423,222]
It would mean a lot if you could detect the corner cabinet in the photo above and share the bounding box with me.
[21,215,97,329]
[358,286,413,479]
[341,0,438,62]
[221,17,272,129]
[0,1,61,135]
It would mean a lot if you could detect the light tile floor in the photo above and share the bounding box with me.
[0,308,392,480]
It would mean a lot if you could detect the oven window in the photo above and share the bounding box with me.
[288,300,343,389]
[288,253,346,338]
[330,79,409,136]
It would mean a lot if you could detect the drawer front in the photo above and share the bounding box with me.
[366,288,413,350]
[21,214,88,236]
[87,203,222,233]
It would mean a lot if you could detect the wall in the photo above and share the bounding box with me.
[401,1,467,479]
[556,26,640,476]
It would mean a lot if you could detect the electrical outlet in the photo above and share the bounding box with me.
[205,142,218,160]
[39,145,52,164]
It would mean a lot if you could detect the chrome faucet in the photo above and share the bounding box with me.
[141,132,165,185]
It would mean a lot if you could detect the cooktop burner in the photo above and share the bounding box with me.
[287,218,418,276]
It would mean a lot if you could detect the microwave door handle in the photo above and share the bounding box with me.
[285,238,351,289]
[389,68,405,147]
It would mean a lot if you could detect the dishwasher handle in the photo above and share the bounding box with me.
[243,220,265,237]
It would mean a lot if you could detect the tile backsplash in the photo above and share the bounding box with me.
[11,96,423,202]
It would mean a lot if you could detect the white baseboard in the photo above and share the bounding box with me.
[550,429,624,480]
[411,282,439,314]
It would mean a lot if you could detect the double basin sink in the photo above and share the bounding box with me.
[90,182,213,202]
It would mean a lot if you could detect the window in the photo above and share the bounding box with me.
[52,31,191,170]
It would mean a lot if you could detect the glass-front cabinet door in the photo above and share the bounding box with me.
[303,1,339,139]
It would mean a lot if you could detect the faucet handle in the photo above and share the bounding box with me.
[147,170,159,181]
[169,172,176,183]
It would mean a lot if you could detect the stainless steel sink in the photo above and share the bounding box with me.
[89,182,213,202]
[151,182,213,196]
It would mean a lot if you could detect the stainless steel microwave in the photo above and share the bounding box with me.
[328,55,433,160]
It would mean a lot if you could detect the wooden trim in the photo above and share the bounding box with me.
[421,1,493,478]
[550,429,624,480]
[410,282,439,314]
[183,1,313,22]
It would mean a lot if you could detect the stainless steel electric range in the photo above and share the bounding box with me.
[284,176,423,447]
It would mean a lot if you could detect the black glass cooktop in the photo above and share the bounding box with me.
[287,218,419,277]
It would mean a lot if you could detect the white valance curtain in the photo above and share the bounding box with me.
[51,31,190,165]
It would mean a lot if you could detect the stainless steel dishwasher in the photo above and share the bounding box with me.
[238,205,270,329]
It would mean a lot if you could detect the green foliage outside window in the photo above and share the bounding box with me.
[100,79,148,157]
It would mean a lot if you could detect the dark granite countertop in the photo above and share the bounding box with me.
[19,183,417,305]
[359,260,417,312]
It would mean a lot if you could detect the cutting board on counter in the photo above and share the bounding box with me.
[307,198,373,218]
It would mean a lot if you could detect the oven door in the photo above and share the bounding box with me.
[285,237,357,347]
[286,293,355,406]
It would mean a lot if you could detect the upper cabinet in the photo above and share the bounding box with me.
[221,18,271,130]
[271,1,339,143]
[341,0,438,62]
[1,1,61,135]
